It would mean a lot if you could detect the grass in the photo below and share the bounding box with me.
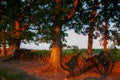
[108,49,120,61]
[33,48,120,61]
[0,67,38,80]
[62,49,120,61]
[32,50,51,56]
[0,68,24,80]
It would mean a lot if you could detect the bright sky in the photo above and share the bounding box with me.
[20,30,113,50]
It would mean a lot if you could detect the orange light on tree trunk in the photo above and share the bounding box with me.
[103,22,108,54]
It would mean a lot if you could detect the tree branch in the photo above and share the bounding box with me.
[65,0,80,21]
[56,0,62,4]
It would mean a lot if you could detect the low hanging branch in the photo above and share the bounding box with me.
[66,0,80,21]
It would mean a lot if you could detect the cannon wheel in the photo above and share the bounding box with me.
[96,51,114,75]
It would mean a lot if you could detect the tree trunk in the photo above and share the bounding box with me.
[49,26,62,72]
[7,38,21,56]
[88,27,94,54]
[1,42,6,56]
[7,20,21,55]
[87,0,98,54]
[103,22,108,53]
[0,30,6,56]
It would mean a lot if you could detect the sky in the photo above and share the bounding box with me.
[20,30,113,50]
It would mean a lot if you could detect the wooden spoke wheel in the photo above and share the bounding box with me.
[96,51,114,75]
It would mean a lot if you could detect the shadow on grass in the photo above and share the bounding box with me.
[0,67,39,80]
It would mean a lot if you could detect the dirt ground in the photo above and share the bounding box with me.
[0,57,120,80]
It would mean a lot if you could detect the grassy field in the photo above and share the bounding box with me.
[34,49,103,55]
[35,48,120,61]
[108,49,120,61]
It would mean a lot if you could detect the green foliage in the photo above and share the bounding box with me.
[108,49,120,61]
[21,29,38,44]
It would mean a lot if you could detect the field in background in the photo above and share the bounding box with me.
[34,48,120,61]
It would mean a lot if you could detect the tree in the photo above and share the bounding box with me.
[48,0,80,72]
[0,1,8,56]
[73,0,100,54]
[87,0,99,54]
[0,0,38,55]
[75,0,119,54]
[0,25,7,56]
[107,0,120,48]
[97,0,120,52]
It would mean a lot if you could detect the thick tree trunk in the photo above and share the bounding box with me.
[7,44,17,56]
[7,39,21,56]
[103,22,108,53]
[87,0,98,54]
[1,44,6,57]
[1,39,6,56]
[7,20,21,55]
[49,26,62,72]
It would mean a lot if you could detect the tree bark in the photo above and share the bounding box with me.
[7,41,20,56]
[1,41,6,56]
[49,26,62,72]
[103,22,108,54]
[88,0,99,54]
[88,27,94,54]
[7,20,22,55]
[0,30,6,56]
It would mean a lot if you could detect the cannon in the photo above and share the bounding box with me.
[66,51,114,77]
